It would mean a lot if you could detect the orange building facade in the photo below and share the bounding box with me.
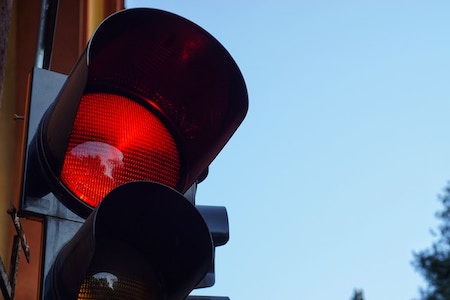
[0,1,124,298]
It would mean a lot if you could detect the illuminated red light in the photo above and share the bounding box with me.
[60,93,180,208]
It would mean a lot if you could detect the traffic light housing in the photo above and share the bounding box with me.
[24,7,248,218]
[20,7,247,299]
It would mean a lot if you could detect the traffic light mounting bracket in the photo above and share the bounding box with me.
[20,67,82,222]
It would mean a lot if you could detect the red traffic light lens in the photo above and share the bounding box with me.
[60,93,180,208]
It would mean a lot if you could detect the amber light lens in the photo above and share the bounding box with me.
[77,239,162,300]
[78,271,159,300]
[60,93,180,208]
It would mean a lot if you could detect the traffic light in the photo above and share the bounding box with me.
[44,181,213,300]
[24,7,248,218]
[20,7,247,300]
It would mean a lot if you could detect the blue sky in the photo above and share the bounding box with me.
[126,1,450,299]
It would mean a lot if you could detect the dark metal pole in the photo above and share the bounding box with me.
[35,0,59,70]
[0,0,13,106]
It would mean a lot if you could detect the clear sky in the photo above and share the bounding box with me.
[126,1,450,299]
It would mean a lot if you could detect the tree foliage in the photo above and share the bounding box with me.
[413,183,450,299]
[350,289,364,300]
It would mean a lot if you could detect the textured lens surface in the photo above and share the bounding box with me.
[78,271,158,300]
[77,239,161,300]
[61,93,180,208]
